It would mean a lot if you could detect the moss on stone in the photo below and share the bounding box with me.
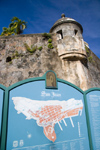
[42,33,51,39]
[24,43,37,53]
[88,56,93,62]
[38,46,42,51]
[48,43,54,49]
[48,38,52,43]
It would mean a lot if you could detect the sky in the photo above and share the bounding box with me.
[0,0,100,58]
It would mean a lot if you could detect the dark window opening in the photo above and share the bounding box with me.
[6,56,11,62]
[74,29,78,35]
[57,30,63,39]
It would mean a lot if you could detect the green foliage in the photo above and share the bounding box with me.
[85,46,89,53]
[48,43,54,49]
[38,46,43,51]
[15,51,19,57]
[9,17,27,35]
[9,61,12,64]
[1,17,27,36]
[24,43,30,52]
[88,56,93,62]
[42,33,51,39]
[24,43,37,53]
[85,45,94,63]
[12,51,20,59]
[31,47,37,53]
[48,38,52,43]
[47,37,54,49]
[1,27,14,36]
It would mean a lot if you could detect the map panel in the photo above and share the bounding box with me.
[86,90,100,150]
[6,81,90,150]
[0,88,4,138]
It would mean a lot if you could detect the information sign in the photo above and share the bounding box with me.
[1,71,100,150]
[6,79,90,150]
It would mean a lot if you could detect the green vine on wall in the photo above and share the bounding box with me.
[85,45,89,54]
[85,45,95,63]
[88,56,93,62]
[24,43,43,53]
[24,43,37,53]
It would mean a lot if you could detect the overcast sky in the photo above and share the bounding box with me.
[0,0,100,58]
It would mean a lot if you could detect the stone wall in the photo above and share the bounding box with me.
[0,34,100,90]
[86,48,100,88]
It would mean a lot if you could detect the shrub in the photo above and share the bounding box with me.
[48,38,52,43]
[42,33,51,39]
[48,43,54,49]
[38,46,42,51]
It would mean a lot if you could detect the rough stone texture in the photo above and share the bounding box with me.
[0,33,100,90]
[86,49,100,89]
[0,34,62,87]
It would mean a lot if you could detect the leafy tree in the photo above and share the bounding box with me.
[9,17,27,35]
[0,17,27,36]
[1,27,14,36]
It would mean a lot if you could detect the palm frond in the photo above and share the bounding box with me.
[3,27,8,30]
[9,23,14,28]
[11,17,19,22]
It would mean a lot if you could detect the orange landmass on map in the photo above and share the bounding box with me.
[44,125,56,142]
[28,105,83,142]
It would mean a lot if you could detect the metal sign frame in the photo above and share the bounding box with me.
[0,84,6,149]
[84,88,100,150]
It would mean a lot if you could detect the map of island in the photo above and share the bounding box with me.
[12,97,83,142]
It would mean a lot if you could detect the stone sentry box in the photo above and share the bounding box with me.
[50,14,86,60]
[1,70,100,150]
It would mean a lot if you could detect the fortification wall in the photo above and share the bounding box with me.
[0,34,100,90]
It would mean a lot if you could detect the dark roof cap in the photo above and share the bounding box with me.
[50,14,83,33]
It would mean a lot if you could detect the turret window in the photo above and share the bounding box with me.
[74,29,78,35]
[57,30,63,39]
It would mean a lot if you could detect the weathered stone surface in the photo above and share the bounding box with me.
[0,33,100,90]
[86,49,100,88]
[50,16,86,61]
